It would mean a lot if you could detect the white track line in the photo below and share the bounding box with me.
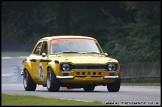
[2,73,15,76]
[2,56,27,59]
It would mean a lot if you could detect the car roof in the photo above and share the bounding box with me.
[39,35,95,41]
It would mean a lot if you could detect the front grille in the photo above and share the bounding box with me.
[72,64,106,70]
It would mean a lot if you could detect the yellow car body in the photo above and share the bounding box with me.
[22,36,121,92]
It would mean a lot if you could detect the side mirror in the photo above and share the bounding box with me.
[104,53,108,56]
[42,53,46,57]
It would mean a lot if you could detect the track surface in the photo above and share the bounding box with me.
[2,84,161,106]
[1,57,161,106]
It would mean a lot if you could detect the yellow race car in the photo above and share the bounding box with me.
[22,36,120,92]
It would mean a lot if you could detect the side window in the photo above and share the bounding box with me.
[40,41,48,55]
[33,42,42,55]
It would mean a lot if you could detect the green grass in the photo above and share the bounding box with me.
[2,94,106,106]
[121,82,160,86]
[2,51,30,57]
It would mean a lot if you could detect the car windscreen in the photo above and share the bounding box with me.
[50,38,102,54]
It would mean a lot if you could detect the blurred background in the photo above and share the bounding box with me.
[1,1,161,83]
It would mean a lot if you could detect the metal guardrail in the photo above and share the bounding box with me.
[121,77,160,83]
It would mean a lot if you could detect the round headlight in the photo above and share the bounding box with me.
[61,63,70,71]
[107,64,117,71]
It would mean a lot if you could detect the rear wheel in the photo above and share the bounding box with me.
[107,79,121,92]
[23,69,37,91]
[83,85,95,92]
[47,68,60,92]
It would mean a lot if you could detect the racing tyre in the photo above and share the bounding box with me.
[23,69,37,91]
[47,68,60,92]
[107,79,121,92]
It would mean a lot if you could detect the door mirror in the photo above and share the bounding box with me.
[42,53,46,57]
[104,53,108,56]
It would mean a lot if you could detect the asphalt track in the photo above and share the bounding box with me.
[2,84,161,106]
[1,57,161,106]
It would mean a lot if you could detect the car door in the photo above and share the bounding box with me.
[30,41,43,79]
[39,41,49,81]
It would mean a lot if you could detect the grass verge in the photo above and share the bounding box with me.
[2,94,106,106]
[2,51,30,57]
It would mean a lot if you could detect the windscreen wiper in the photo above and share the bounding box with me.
[63,51,79,53]
[78,52,100,54]
[85,52,100,54]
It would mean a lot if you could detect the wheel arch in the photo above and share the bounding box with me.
[23,60,32,74]
[23,61,35,83]
[47,63,60,76]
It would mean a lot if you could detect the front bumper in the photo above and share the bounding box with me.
[56,76,74,79]
[56,75,119,84]
[103,76,119,79]
[56,76,119,79]
[21,71,24,75]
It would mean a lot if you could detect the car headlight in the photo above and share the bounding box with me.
[61,63,71,71]
[107,63,117,71]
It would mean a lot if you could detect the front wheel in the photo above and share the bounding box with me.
[107,79,121,92]
[47,68,60,92]
[23,69,37,91]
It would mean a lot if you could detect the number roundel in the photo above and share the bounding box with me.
[39,63,44,80]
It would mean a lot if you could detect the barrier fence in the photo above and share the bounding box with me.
[120,62,161,83]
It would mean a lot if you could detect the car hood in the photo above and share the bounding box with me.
[49,54,118,64]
